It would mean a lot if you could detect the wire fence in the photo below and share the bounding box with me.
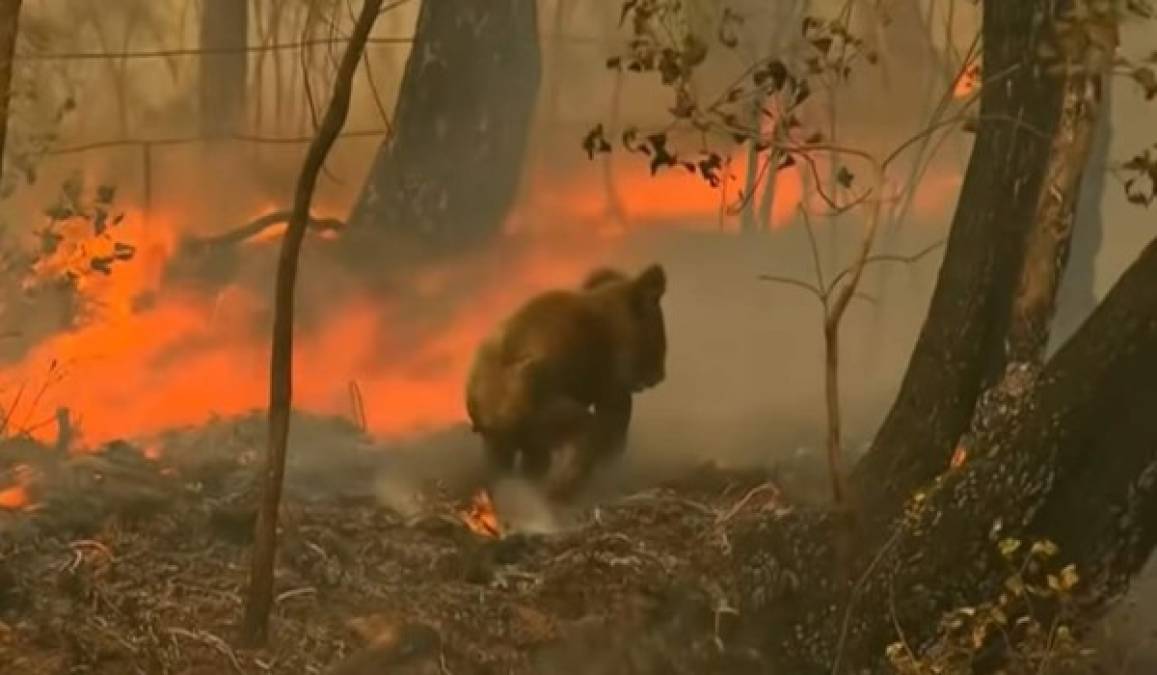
[12,33,608,62]
[13,20,613,218]
[37,128,390,228]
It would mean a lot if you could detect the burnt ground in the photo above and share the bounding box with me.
[1,411,1153,674]
[0,412,793,675]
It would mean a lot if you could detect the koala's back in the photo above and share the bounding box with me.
[498,289,618,401]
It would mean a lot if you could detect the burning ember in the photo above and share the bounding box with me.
[459,488,502,538]
[953,61,981,98]
[0,462,33,510]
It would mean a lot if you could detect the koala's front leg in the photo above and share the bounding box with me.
[481,433,517,480]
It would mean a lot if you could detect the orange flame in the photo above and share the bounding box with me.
[0,153,961,452]
[0,201,618,448]
[510,154,804,236]
[953,62,981,99]
[0,483,29,509]
[458,488,501,538]
[0,463,34,510]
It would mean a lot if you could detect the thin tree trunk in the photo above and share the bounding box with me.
[0,0,20,187]
[239,0,382,647]
[1049,85,1112,354]
[200,0,249,137]
[345,0,541,254]
[739,97,762,234]
[756,149,780,229]
[1004,28,1114,365]
[602,68,629,228]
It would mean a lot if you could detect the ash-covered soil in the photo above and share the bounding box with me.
[0,413,794,675]
[2,411,1152,674]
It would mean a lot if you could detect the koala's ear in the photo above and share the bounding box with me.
[581,267,625,290]
[633,264,666,305]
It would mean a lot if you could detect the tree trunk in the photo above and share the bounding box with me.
[724,234,1157,673]
[739,97,762,234]
[240,0,382,647]
[0,0,21,186]
[344,0,541,256]
[199,0,249,137]
[850,0,1064,529]
[1048,85,1111,355]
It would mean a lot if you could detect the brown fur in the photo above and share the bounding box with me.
[465,264,668,494]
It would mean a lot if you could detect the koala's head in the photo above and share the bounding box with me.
[625,264,667,390]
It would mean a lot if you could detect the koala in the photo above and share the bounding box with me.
[464,263,668,496]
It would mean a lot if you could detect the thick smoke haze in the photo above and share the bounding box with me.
[0,1,1154,666]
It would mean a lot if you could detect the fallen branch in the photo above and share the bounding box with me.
[181,210,345,252]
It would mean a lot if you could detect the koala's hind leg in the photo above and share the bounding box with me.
[590,390,633,461]
[559,391,632,493]
[519,397,591,481]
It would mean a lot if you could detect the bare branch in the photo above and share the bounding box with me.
[826,240,946,297]
[757,274,825,302]
[800,207,827,293]
[181,210,345,252]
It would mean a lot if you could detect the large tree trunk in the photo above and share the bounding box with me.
[0,0,20,185]
[715,234,1157,672]
[344,0,541,255]
[849,0,1064,530]
[199,0,249,137]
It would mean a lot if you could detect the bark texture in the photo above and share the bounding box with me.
[1049,86,1111,354]
[345,0,541,255]
[850,0,1063,529]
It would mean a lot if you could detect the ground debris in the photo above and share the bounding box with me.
[0,421,787,674]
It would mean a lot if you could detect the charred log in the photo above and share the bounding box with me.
[179,210,344,256]
[344,0,541,257]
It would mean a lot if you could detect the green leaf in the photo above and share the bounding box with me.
[998,538,1021,558]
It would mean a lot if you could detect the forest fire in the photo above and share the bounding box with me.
[0,152,963,456]
[0,197,623,451]
[5,0,1153,672]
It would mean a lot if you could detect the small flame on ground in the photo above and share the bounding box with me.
[0,463,34,510]
[459,488,502,538]
[0,483,29,510]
